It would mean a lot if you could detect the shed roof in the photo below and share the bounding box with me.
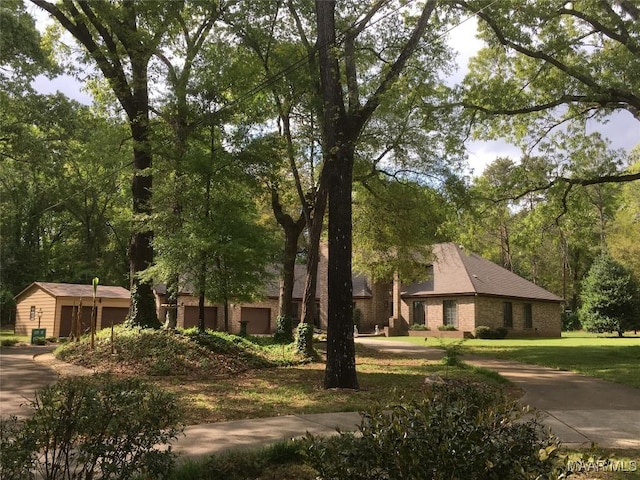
[402,243,563,302]
[16,282,130,301]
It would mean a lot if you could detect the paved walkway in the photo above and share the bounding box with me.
[2,340,639,460]
[0,345,58,417]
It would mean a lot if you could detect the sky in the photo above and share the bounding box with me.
[30,7,639,177]
[446,18,639,176]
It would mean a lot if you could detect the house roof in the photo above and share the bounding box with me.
[156,263,374,301]
[402,243,563,302]
[16,282,130,301]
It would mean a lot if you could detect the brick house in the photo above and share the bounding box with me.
[153,264,322,335]
[154,242,563,337]
[387,243,563,337]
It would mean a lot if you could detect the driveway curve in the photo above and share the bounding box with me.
[356,337,640,449]
[0,345,58,418]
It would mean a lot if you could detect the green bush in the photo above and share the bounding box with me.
[562,310,581,331]
[1,338,19,347]
[440,340,465,367]
[181,440,307,480]
[475,326,508,339]
[475,325,493,338]
[274,315,294,344]
[408,323,429,331]
[352,307,362,331]
[438,324,457,331]
[495,326,508,338]
[0,375,183,480]
[305,381,565,480]
[295,322,315,358]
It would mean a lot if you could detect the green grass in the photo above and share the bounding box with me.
[377,332,640,388]
[156,344,514,425]
[0,329,29,346]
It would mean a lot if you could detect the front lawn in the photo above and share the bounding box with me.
[381,332,640,388]
[52,327,515,425]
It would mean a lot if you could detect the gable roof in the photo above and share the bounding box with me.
[16,282,130,301]
[402,243,563,302]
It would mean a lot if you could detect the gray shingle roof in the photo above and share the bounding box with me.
[402,243,563,302]
[19,282,131,300]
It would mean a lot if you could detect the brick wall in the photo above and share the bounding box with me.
[475,296,561,337]
[175,293,279,334]
[400,296,476,333]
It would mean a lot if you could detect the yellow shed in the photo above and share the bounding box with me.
[14,282,131,338]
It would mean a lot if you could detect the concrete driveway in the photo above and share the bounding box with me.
[356,337,640,449]
[0,345,58,418]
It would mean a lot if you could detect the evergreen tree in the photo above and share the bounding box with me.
[579,253,640,337]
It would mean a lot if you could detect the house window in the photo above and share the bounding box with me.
[30,306,36,321]
[503,302,513,328]
[413,301,426,325]
[291,302,300,322]
[524,303,533,329]
[443,300,457,327]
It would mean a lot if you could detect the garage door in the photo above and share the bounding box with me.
[183,306,218,330]
[241,307,271,334]
[59,306,93,337]
[101,307,129,329]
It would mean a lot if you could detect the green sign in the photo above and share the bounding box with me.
[31,328,47,345]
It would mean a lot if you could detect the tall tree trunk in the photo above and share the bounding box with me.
[324,145,358,389]
[316,0,358,390]
[29,0,167,329]
[128,106,159,328]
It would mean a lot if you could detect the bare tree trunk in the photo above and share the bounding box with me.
[300,186,327,326]
[272,190,305,320]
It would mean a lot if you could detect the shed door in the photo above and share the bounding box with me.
[59,306,93,337]
[241,307,271,334]
[101,307,129,329]
[183,306,218,330]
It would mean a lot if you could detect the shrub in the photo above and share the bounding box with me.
[239,320,248,337]
[440,339,465,366]
[1,338,19,347]
[475,325,493,338]
[475,326,508,339]
[408,323,429,331]
[0,375,183,480]
[185,440,307,480]
[352,307,362,331]
[274,315,294,344]
[295,322,315,358]
[438,324,457,331]
[562,310,581,331]
[305,381,565,480]
[495,326,508,339]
